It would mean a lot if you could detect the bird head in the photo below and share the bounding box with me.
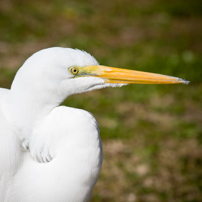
[11,47,189,104]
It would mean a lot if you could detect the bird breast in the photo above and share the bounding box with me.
[7,106,103,202]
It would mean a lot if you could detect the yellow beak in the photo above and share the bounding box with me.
[81,65,189,84]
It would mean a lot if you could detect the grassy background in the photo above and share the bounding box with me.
[0,0,202,201]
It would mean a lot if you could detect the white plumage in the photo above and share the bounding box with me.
[0,47,188,202]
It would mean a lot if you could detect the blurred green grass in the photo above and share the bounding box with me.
[0,0,202,201]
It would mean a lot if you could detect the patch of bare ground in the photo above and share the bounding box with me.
[94,137,202,202]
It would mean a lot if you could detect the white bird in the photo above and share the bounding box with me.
[0,47,188,202]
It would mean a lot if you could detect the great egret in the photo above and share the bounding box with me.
[0,47,188,202]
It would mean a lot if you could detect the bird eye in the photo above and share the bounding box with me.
[70,66,79,75]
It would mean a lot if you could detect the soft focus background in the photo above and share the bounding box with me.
[0,0,202,201]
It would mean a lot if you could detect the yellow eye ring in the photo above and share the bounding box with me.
[70,66,79,75]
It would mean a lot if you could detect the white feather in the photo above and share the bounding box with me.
[0,48,124,202]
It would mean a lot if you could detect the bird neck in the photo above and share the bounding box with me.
[3,85,66,137]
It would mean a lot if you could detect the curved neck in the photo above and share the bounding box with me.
[3,84,66,137]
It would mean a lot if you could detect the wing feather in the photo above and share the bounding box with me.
[0,89,22,202]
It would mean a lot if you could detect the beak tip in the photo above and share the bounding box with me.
[181,79,190,85]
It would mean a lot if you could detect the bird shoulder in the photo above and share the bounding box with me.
[28,106,99,163]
